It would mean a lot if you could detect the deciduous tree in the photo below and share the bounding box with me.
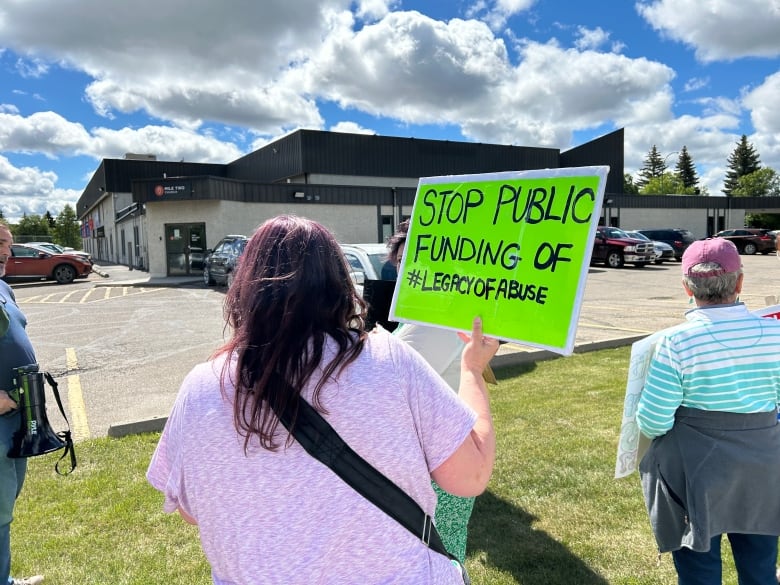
[732,168,780,197]
[15,213,51,239]
[53,204,83,248]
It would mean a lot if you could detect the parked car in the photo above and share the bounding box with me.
[591,226,655,268]
[711,228,775,255]
[202,235,248,288]
[624,231,675,264]
[3,243,93,284]
[635,228,696,261]
[769,230,780,257]
[26,241,93,264]
[339,243,389,285]
[718,228,775,254]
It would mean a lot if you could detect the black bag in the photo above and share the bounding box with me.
[274,396,470,584]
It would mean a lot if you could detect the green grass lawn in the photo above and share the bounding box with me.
[11,346,747,584]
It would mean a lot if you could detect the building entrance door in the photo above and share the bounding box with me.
[164,223,206,276]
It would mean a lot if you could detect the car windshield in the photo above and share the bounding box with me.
[602,227,631,239]
[626,231,650,242]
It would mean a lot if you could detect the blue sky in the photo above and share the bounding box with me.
[0,0,779,222]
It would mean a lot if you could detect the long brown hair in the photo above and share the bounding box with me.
[216,215,367,450]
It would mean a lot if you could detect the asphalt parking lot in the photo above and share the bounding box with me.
[6,254,780,440]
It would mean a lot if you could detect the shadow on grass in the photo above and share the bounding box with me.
[494,361,543,379]
[468,490,610,584]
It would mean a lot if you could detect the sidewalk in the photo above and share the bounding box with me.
[91,263,203,288]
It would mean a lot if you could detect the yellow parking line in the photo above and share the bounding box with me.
[79,288,95,303]
[60,290,79,303]
[65,347,90,441]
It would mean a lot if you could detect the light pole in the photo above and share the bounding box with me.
[661,151,678,194]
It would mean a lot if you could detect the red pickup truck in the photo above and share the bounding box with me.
[591,226,655,268]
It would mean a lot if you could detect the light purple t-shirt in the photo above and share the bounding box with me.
[147,328,476,584]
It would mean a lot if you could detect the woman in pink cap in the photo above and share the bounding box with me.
[636,237,780,585]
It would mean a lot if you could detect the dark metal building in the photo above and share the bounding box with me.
[76,128,625,276]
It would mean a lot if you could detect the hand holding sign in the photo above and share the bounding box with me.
[390,166,609,355]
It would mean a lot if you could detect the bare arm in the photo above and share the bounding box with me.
[431,317,499,497]
[0,390,17,415]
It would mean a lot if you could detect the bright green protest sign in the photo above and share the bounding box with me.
[389,166,609,355]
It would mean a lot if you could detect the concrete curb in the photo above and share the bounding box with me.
[106,333,646,439]
[107,416,168,438]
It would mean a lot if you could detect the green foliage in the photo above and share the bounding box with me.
[14,213,51,238]
[639,173,694,195]
[53,204,83,248]
[731,167,780,198]
[675,146,699,189]
[623,174,639,195]
[745,213,780,228]
[43,210,56,228]
[636,145,666,189]
[723,135,761,196]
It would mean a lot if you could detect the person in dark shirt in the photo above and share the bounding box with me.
[0,221,45,585]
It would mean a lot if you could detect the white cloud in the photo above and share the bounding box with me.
[574,26,611,51]
[0,111,243,163]
[683,77,710,92]
[637,0,780,61]
[0,0,777,219]
[742,72,780,169]
[329,121,376,135]
[467,0,537,31]
[0,154,79,220]
[14,57,48,78]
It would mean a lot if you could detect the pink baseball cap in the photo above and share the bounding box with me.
[682,238,741,277]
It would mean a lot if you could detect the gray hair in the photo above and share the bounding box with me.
[683,262,741,303]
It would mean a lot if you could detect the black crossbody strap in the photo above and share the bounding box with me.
[276,397,454,561]
[43,372,77,475]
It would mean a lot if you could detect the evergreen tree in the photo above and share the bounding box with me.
[623,173,639,194]
[675,146,699,190]
[0,208,4,220]
[44,210,56,228]
[636,145,666,188]
[723,135,761,196]
[53,204,83,248]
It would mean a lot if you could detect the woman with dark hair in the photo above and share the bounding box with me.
[147,215,499,584]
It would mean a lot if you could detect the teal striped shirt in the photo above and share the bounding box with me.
[636,304,780,438]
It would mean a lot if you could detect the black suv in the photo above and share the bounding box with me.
[635,228,695,261]
[203,235,248,288]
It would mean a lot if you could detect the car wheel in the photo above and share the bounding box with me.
[654,259,664,265]
[53,264,76,284]
[226,271,235,289]
[743,243,757,255]
[605,250,624,268]
[203,267,214,286]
